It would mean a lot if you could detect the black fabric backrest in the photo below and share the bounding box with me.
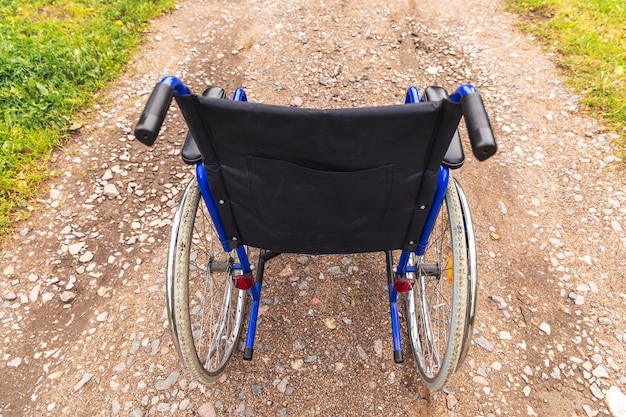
[175,95,463,254]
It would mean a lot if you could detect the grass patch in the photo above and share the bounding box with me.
[0,0,174,236]
[507,0,626,154]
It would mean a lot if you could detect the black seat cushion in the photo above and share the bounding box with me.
[175,96,462,254]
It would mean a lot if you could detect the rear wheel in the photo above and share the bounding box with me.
[405,177,469,391]
[167,178,246,385]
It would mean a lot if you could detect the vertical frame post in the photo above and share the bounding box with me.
[416,166,449,256]
[386,251,404,363]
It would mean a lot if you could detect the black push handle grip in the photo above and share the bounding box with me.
[461,93,497,161]
[134,82,175,146]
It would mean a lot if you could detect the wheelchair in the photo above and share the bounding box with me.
[135,75,496,392]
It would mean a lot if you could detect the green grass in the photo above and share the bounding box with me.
[507,0,626,154]
[0,0,174,236]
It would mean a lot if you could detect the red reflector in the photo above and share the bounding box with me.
[232,275,255,290]
[393,278,415,293]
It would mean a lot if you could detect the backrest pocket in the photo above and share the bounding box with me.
[247,157,393,234]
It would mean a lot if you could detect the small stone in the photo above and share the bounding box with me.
[611,220,623,232]
[276,377,289,394]
[324,317,337,329]
[446,394,458,409]
[29,284,41,302]
[327,266,342,277]
[490,295,507,309]
[374,339,383,357]
[291,359,304,370]
[523,386,531,397]
[592,365,609,379]
[7,357,22,367]
[539,322,551,335]
[112,399,121,414]
[606,386,626,417]
[103,183,120,198]
[60,291,77,303]
[96,311,109,322]
[571,292,585,305]
[79,251,94,263]
[197,402,216,417]
[68,242,86,256]
[590,383,605,400]
[472,375,489,386]
[278,264,293,277]
[474,336,494,352]
[356,345,368,362]
[179,399,190,411]
[3,291,17,301]
[251,384,262,395]
[102,169,113,181]
[74,372,93,392]
[291,96,303,107]
[581,404,597,417]
[155,371,179,390]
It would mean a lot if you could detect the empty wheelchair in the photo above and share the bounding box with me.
[135,76,496,391]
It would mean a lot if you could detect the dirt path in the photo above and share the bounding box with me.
[1,0,625,416]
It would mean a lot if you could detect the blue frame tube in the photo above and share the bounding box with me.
[450,83,477,103]
[388,284,403,355]
[160,76,189,96]
[405,86,421,104]
[416,166,449,256]
[396,251,418,276]
[244,283,262,353]
[233,88,248,102]
[195,163,232,253]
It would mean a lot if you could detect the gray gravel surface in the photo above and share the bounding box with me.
[1,0,625,416]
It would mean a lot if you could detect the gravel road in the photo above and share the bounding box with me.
[1,0,625,416]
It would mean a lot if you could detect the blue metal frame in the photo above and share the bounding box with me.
[417,166,449,256]
[388,284,403,359]
[160,76,189,96]
[233,88,248,102]
[450,83,477,103]
[404,86,422,104]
